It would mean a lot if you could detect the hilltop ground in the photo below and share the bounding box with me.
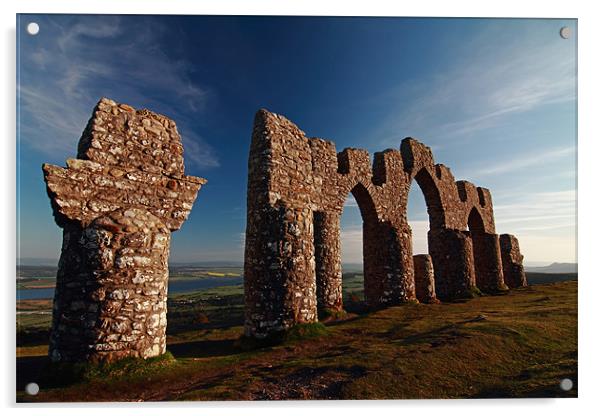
[16,278,577,401]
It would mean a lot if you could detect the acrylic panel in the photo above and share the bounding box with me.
[16,14,577,401]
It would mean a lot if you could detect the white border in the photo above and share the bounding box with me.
[2,1,600,414]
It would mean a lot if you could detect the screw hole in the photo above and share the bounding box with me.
[25,382,39,395]
[26,22,40,36]
[559,378,573,391]
[559,26,570,39]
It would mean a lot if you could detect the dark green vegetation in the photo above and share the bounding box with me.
[524,272,578,285]
[17,278,577,401]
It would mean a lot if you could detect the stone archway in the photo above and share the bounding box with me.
[314,182,381,315]
[467,206,507,294]
[412,167,445,230]
[407,168,444,303]
[243,109,527,339]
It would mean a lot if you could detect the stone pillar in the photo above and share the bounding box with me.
[43,98,204,363]
[362,219,386,308]
[314,211,343,313]
[471,232,508,293]
[413,254,439,304]
[386,223,416,303]
[428,228,476,300]
[244,205,317,338]
[363,221,416,307]
[500,234,528,288]
[49,209,170,363]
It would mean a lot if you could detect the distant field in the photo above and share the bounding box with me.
[16,265,244,289]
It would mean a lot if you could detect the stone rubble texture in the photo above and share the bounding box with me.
[43,98,205,363]
[244,109,527,338]
[413,254,439,304]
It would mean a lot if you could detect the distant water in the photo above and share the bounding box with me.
[16,277,243,301]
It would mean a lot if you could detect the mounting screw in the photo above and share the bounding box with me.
[26,22,40,36]
[559,27,570,39]
[25,382,39,395]
[559,378,573,391]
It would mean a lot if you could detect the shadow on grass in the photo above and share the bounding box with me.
[17,328,50,347]
[16,355,49,392]
[396,324,470,347]
[169,338,240,359]
[251,364,367,400]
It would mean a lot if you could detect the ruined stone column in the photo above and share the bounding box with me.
[369,222,416,306]
[413,254,439,304]
[428,228,476,300]
[363,220,412,307]
[244,204,318,338]
[314,211,343,313]
[471,232,508,293]
[394,222,417,303]
[43,98,205,363]
[500,234,528,288]
[49,209,170,362]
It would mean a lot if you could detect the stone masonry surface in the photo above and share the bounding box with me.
[43,98,205,363]
[244,109,527,338]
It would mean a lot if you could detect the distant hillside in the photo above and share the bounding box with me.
[526,272,577,286]
[525,263,577,274]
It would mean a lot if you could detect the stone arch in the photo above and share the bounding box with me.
[244,109,526,338]
[467,206,507,294]
[467,206,486,233]
[349,182,380,224]
[412,168,445,230]
[314,181,381,314]
[406,169,444,303]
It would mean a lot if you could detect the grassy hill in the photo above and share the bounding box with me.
[17,280,577,401]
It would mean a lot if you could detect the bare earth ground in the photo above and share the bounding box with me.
[16,280,577,401]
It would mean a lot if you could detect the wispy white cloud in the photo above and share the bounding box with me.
[344,195,358,207]
[458,146,575,178]
[19,15,217,169]
[514,234,576,264]
[340,225,362,263]
[494,190,576,262]
[373,22,576,147]
[408,219,429,255]
[341,189,575,265]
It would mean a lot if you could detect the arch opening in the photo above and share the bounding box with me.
[314,183,380,317]
[468,207,486,234]
[413,168,445,230]
[408,177,439,303]
[467,206,487,293]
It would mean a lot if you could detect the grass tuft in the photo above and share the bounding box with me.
[39,351,177,387]
[236,322,328,351]
[283,322,328,342]
[319,308,348,321]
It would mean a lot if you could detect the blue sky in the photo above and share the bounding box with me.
[16,15,576,266]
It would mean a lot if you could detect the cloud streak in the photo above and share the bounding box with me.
[458,146,575,178]
[18,15,218,169]
[373,22,576,148]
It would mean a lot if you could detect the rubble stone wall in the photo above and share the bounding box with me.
[413,254,439,304]
[43,98,205,363]
[244,109,527,338]
[500,234,528,288]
